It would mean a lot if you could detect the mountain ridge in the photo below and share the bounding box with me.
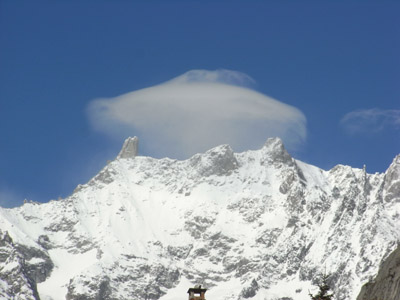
[0,137,399,300]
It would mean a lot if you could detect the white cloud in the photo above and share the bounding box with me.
[340,108,400,135]
[88,69,307,158]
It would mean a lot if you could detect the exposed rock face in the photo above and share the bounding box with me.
[190,144,238,177]
[262,137,294,166]
[117,136,139,159]
[383,154,400,203]
[0,137,399,300]
[240,279,259,298]
[357,245,400,300]
[0,229,53,300]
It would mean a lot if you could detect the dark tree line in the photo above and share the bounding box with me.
[309,273,334,300]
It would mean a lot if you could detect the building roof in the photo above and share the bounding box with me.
[187,286,207,294]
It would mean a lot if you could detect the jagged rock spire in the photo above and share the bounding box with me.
[117,136,139,159]
[262,137,293,165]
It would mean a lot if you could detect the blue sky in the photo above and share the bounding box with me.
[0,1,399,207]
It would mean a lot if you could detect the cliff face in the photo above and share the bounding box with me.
[357,245,400,300]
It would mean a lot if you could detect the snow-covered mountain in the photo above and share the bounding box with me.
[0,137,399,300]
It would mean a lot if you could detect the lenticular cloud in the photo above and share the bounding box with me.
[88,69,307,158]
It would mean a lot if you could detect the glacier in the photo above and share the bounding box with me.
[0,137,399,300]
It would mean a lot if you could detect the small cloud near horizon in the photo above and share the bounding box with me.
[87,69,307,158]
[340,108,400,135]
[0,186,24,208]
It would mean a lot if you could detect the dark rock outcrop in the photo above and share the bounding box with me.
[357,245,400,300]
[0,229,53,300]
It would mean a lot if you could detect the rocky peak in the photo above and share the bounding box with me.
[117,136,139,159]
[385,154,400,181]
[384,154,400,203]
[261,137,294,166]
[190,144,238,177]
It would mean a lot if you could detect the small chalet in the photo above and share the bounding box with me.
[187,285,207,300]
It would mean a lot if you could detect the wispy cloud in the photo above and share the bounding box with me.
[340,108,400,135]
[0,186,24,208]
[166,69,257,88]
[87,69,307,158]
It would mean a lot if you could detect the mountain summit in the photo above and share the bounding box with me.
[0,138,399,300]
[117,136,139,159]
